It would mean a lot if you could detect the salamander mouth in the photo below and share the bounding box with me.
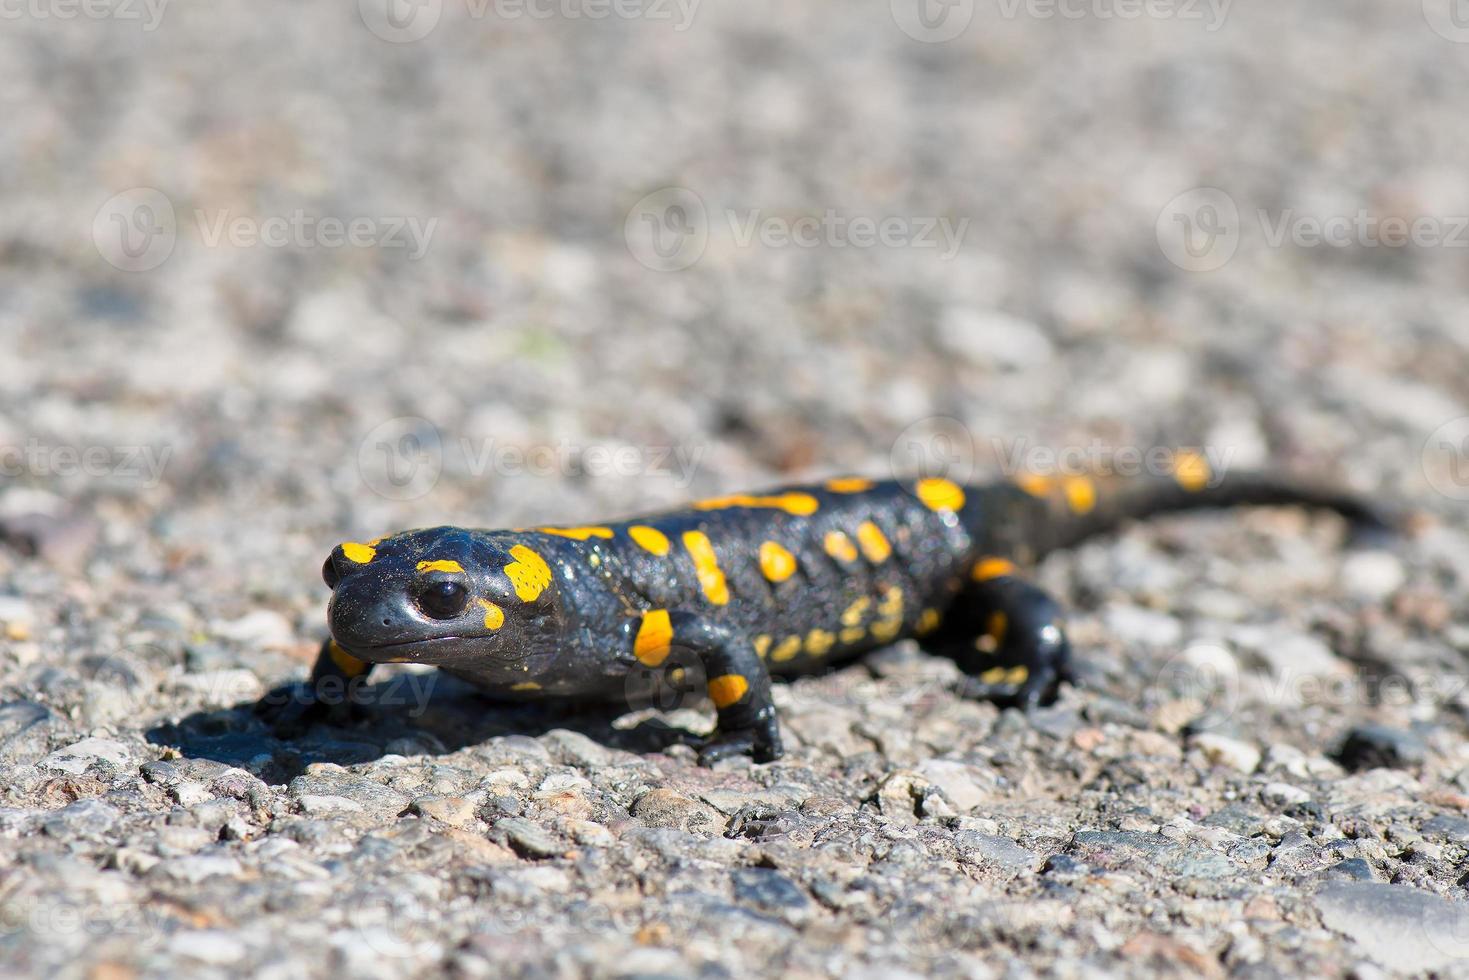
[345,633,525,668]
[369,635,464,649]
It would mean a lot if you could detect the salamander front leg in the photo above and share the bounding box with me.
[932,559,1073,711]
[662,613,782,765]
[259,639,374,734]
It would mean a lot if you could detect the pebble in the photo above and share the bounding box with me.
[1335,725,1427,771]
[730,868,814,923]
[1189,734,1262,774]
[409,795,477,828]
[40,737,132,775]
[631,789,724,834]
[1260,783,1312,808]
[210,610,295,649]
[955,833,1041,874]
[939,308,1054,369]
[1316,882,1469,972]
[495,817,565,859]
[1339,551,1406,600]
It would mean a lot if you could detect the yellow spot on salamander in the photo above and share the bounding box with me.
[340,542,376,564]
[707,674,749,709]
[1006,666,1029,685]
[477,599,505,630]
[327,640,370,678]
[536,526,614,540]
[1015,473,1053,497]
[511,681,541,692]
[504,544,553,602]
[770,636,802,662]
[634,609,673,667]
[979,666,1009,684]
[1062,476,1096,515]
[840,597,870,626]
[826,477,873,493]
[856,521,892,563]
[692,492,819,516]
[870,619,902,642]
[986,611,1008,645]
[1172,450,1211,492]
[972,557,1017,582]
[682,531,729,605]
[915,477,965,512]
[823,530,858,563]
[417,559,464,574]
[916,608,941,636]
[870,586,905,642]
[758,541,797,583]
[805,628,836,656]
[628,525,670,556]
[753,635,772,659]
[839,626,866,644]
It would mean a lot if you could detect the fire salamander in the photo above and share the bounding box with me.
[285,457,1389,764]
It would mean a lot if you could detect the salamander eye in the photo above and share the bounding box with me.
[418,580,469,620]
[322,557,340,590]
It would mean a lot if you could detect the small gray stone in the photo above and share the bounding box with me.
[40,737,133,774]
[631,788,724,834]
[42,799,121,839]
[1320,858,1378,882]
[1190,733,1261,774]
[730,868,813,922]
[495,817,565,859]
[956,832,1040,874]
[1316,882,1469,972]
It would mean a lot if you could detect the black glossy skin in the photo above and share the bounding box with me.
[292,467,1387,763]
[321,479,1033,696]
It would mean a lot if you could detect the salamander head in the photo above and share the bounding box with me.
[321,527,564,679]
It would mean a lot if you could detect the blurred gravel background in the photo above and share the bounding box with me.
[3,1,1469,977]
